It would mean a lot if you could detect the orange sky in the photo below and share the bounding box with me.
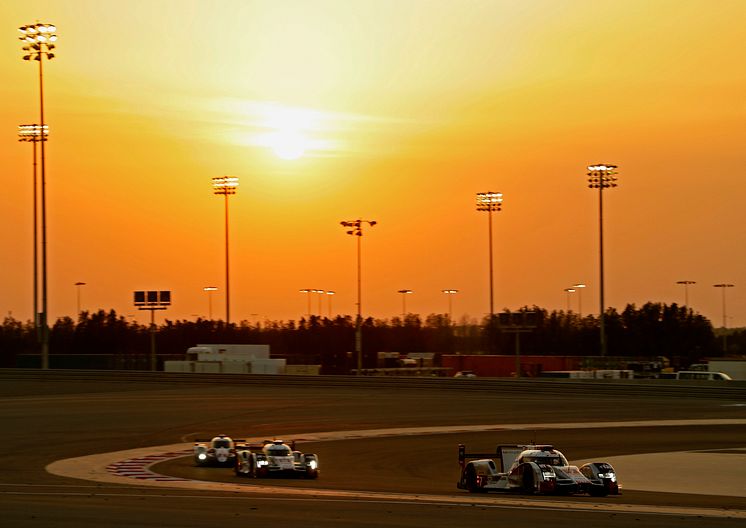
[1,0,744,328]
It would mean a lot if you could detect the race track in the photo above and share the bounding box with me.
[1,372,745,527]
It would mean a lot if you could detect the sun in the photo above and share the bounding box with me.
[256,104,319,160]
[238,102,336,160]
[268,129,308,160]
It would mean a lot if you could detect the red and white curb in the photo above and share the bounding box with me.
[106,450,192,482]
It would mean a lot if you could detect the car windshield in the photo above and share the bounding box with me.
[523,455,566,466]
[213,439,231,448]
[267,446,291,456]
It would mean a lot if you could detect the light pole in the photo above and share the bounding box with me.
[74,282,86,316]
[564,288,576,312]
[441,289,459,322]
[587,164,618,357]
[713,283,735,353]
[203,286,218,319]
[19,23,57,370]
[476,192,503,320]
[212,176,238,324]
[326,290,335,318]
[676,280,696,307]
[572,283,586,316]
[299,289,314,317]
[314,289,325,315]
[397,289,413,318]
[477,191,502,352]
[340,219,377,375]
[134,290,170,371]
[18,123,48,337]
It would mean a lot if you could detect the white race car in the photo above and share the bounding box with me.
[193,434,243,467]
[235,440,319,479]
[457,444,620,496]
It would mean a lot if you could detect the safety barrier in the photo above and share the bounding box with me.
[1,368,743,399]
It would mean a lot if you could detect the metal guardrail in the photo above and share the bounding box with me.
[1,368,744,399]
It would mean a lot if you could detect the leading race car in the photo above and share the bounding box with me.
[235,440,319,479]
[193,434,244,467]
[457,444,620,496]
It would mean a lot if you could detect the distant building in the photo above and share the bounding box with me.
[164,344,286,374]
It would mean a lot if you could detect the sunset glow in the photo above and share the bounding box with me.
[0,0,744,327]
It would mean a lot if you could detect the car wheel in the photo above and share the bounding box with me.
[305,468,319,479]
[589,485,609,497]
[234,461,248,477]
[235,457,254,478]
[521,468,535,494]
[465,466,484,493]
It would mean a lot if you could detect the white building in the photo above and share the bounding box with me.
[164,344,285,374]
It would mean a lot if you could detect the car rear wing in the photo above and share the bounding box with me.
[235,440,297,452]
[458,444,501,468]
[459,444,555,471]
[193,438,246,447]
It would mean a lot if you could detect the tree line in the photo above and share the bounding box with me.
[1,302,739,371]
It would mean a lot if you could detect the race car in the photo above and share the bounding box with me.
[234,440,319,479]
[457,443,620,496]
[193,434,244,467]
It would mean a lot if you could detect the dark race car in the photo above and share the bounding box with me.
[457,443,620,496]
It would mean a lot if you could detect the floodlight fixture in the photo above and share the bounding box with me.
[476,191,503,211]
[587,164,618,189]
[212,176,239,195]
[18,124,48,141]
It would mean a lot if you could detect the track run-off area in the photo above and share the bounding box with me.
[2,370,746,527]
[48,419,746,518]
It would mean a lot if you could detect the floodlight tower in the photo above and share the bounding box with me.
[314,289,325,315]
[212,176,239,324]
[74,282,86,315]
[18,124,48,336]
[476,192,503,321]
[564,287,576,312]
[397,289,413,318]
[676,280,696,307]
[340,219,377,374]
[587,164,618,356]
[325,290,335,318]
[441,289,459,322]
[713,283,735,352]
[299,289,314,317]
[19,22,58,369]
[572,283,586,316]
[203,286,218,319]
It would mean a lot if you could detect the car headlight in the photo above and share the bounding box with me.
[598,473,616,481]
[257,460,269,467]
[308,460,318,470]
[542,472,554,479]
[197,453,207,460]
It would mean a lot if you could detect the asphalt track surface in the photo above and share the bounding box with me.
[2,375,746,527]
